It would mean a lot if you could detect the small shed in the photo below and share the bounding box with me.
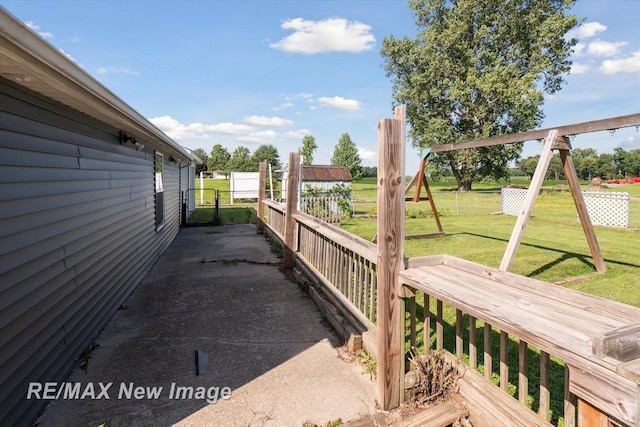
[281,165,352,198]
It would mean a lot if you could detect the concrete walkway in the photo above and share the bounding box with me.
[39,224,378,427]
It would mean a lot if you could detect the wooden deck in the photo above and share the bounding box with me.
[400,254,640,426]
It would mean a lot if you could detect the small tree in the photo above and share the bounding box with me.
[192,148,208,175]
[331,133,362,180]
[208,144,231,176]
[301,134,318,165]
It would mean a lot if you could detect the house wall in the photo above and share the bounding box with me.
[0,78,183,426]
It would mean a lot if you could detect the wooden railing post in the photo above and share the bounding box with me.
[283,151,300,270]
[376,115,404,410]
[257,161,266,234]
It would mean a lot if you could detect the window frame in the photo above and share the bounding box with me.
[154,151,165,230]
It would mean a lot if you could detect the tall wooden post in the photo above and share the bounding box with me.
[283,151,300,270]
[257,161,266,234]
[377,116,404,410]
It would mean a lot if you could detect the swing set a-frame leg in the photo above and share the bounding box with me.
[499,130,606,274]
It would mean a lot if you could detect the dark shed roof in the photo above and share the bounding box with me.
[301,165,353,182]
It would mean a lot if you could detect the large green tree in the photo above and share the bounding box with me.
[250,144,280,171]
[331,133,362,180]
[301,134,318,165]
[381,0,579,190]
[208,144,230,173]
[226,146,252,172]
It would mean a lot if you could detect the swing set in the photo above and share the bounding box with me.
[397,109,640,276]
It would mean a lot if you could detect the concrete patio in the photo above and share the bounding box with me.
[37,224,378,426]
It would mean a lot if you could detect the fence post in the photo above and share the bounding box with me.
[214,190,219,224]
[283,151,300,270]
[257,161,266,234]
[376,115,404,410]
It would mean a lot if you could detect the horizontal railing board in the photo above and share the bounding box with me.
[293,211,377,263]
[568,360,637,425]
[455,365,553,426]
[400,264,626,372]
[440,255,640,324]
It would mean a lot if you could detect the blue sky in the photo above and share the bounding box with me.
[2,0,639,175]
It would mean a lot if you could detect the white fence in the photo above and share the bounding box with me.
[501,188,632,228]
[581,191,630,228]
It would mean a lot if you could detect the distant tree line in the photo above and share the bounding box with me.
[518,147,640,181]
[191,132,372,180]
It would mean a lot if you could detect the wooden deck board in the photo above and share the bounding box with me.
[399,257,640,372]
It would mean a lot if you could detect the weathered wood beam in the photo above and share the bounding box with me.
[376,116,404,410]
[593,323,640,361]
[500,129,558,271]
[257,161,266,234]
[283,151,300,270]
[559,143,606,274]
[428,112,640,154]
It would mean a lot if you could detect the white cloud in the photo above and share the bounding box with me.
[357,147,376,161]
[587,39,628,57]
[599,51,640,75]
[621,134,640,150]
[570,62,590,74]
[25,21,54,39]
[283,129,314,139]
[567,22,606,40]
[286,92,314,101]
[317,96,361,111]
[270,17,375,54]
[236,130,277,143]
[272,102,294,111]
[95,66,141,76]
[149,116,255,141]
[244,115,293,127]
[572,42,586,57]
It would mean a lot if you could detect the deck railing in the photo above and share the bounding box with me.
[399,254,640,426]
[262,196,378,354]
[255,108,640,425]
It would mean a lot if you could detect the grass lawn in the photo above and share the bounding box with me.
[188,178,258,224]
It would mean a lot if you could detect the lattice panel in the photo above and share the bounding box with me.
[581,191,630,228]
[501,188,528,216]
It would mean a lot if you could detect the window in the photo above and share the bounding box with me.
[155,152,164,229]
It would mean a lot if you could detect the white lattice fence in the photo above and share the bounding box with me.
[501,188,528,216]
[581,191,630,228]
